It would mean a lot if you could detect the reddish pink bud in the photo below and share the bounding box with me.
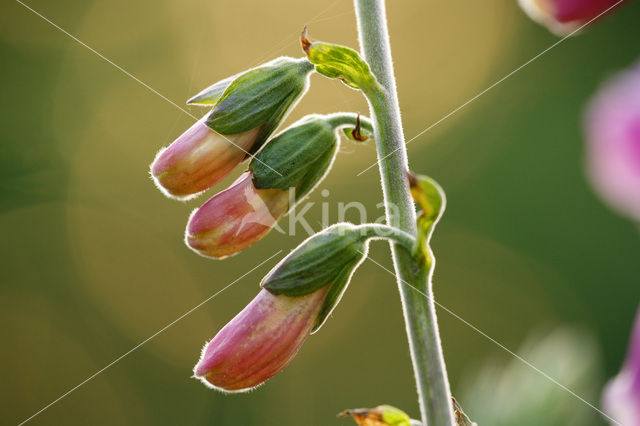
[150,117,260,200]
[185,171,289,259]
[585,61,640,223]
[519,0,625,35]
[194,287,329,392]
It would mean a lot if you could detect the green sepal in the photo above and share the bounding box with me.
[186,74,237,106]
[312,251,366,333]
[249,115,338,201]
[408,172,446,265]
[304,40,376,90]
[261,223,367,299]
[205,57,314,153]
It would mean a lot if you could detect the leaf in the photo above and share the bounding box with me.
[407,171,446,264]
[338,405,416,426]
[301,28,376,91]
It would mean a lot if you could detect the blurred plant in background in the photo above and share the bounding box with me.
[584,59,640,226]
[461,328,603,426]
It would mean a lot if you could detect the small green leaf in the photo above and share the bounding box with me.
[408,172,446,264]
[338,405,416,426]
[302,29,376,90]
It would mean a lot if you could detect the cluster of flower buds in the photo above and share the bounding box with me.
[193,223,413,391]
[584,60,640,223]
[185,113,372,259]
[603,307,640,425]
[518,0,626,35]
[150,54,374,258]
[149,32,423,396]
[151,57,314,200]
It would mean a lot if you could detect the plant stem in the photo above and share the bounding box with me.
[355,224,415,251]
[353,1,455,424]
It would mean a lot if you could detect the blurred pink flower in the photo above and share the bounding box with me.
[185,171,289,259]
[585,61,640,223]
[150,117,260,200]
[193,287,329,392]
[603,307,640,426]
[518,0,625,35]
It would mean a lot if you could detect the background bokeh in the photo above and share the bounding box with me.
[2,0,640,424]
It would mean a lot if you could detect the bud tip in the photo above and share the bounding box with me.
[301,26,312,54]
[351,114,368,142]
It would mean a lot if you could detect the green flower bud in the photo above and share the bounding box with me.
[188,57,315,154]
[261,222,413,332]
[249,113,373,202]
[261,223,369,332]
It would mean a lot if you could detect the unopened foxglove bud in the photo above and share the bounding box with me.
[193,286,329,392]
[185,171,289,259]
[603,307,640,425]
[150,118,260,200]
[150,57,314,199]
[250,113,372,200]
[585,60,640,223]
[518,0,626,35]
[262,223,375,332]
[193,223,413,391]
[186,113,372,259]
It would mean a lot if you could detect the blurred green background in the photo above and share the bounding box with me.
[2,0,640,424]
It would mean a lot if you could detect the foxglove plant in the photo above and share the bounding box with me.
[151,1,459,425]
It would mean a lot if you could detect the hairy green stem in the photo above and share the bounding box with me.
[353,1,455,424]
[355,224,415,251]
[324,112,373,134]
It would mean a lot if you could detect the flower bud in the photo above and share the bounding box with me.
[186,114,372,259]
[193,223,379,392]
[150,118,261,200]
[603,307,640,425]
[518,0,625,35]
[186,171,289,259]
[250,113,371,200]
[193,286,329,392]
[151,57,314,199]
[262,223,371,332]
[585,60,640,223]
[200,56,314,154]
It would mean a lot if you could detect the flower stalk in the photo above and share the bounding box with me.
[353,0,455,424]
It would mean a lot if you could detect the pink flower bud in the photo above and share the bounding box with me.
[603,307,640,425]
[193,286,329,392]
[518,0,625,35]
[585,61,640,223]
[150,117,260,200]
[185,171,289,259]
